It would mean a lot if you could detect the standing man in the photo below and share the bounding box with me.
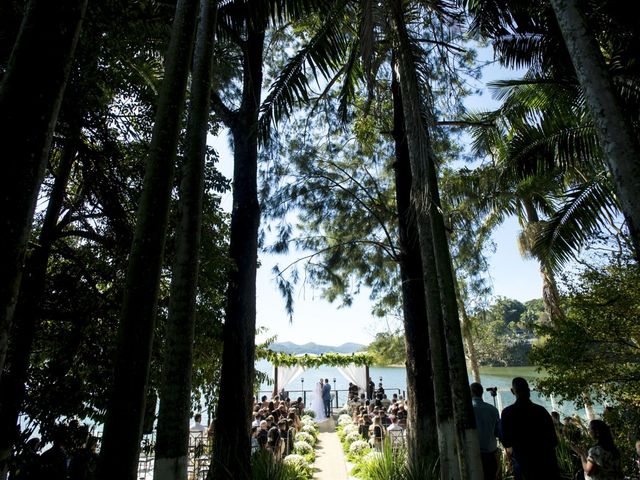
[501,377,559,480]
[322,378,332,418]
[470,383,501,480]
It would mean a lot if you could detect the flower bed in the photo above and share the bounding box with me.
[280,416,320,479]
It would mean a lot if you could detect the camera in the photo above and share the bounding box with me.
[486,386,498,397]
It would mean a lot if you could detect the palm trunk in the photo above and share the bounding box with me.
[0,132,78,471]
[523,198,565,323]
[392,68,439,467]
[426,150,483,480]
[152,2,217,479]
[0,0,87,377]
[460,305,481,383]
[209,22,265,480]
[549,0,640,260]
[389,2,481,478]
[97,1,199,478]
[390,15,457,480]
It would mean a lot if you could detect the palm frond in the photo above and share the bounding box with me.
[257,0,351,143]
[531,173,620,269]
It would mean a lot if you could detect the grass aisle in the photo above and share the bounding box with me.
[313,419,349,480]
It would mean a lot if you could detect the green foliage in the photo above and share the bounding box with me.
[530,254,640,476]
[490,297,526,325]
[365,331,405,366]
[251,450,311,480]
[530,255,640,406]
[467,296,545,367]
[257,350,373,368]
[350,440,438,480]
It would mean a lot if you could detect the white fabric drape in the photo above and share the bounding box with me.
[275,365,305,393]
[337,364,368,395]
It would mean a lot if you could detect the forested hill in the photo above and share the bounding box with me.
[269,342,366,355]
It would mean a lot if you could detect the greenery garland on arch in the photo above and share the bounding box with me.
[256,349,373,368]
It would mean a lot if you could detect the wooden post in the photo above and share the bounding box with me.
[272,365,278,399]
[365,365,370,399]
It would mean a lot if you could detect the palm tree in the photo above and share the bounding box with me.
[460,75,621,320]
[152,1,218,479]
[389,1,482,477]
[463,0,640,259]
[0,0,87,378]
[97,0,200,477]
[549,0,640,259]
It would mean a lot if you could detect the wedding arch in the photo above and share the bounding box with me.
[257,350,374,397]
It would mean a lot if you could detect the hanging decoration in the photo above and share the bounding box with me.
[256,349,373,368]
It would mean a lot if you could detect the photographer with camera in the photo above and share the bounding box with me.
[470,382,501,480]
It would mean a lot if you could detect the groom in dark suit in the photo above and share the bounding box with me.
[322,378,332,418]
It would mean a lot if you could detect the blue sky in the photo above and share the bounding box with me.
[211,48,542,346]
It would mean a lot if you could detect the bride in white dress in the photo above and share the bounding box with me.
[310,379,327,421]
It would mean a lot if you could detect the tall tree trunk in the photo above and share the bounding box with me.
[522,198,565,323]
[0,132,78,472]
[460,305,481,383]
[389,2,481,478]
[549,0,640,260]
[392,68,439,467]
[390,29,457,480]
[96,1,199,478]
[426,147,482,480]
[209,21,265,480]
[152,2,217,479]
[0,0,86,378]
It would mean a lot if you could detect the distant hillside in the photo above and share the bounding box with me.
[269,341,366,355]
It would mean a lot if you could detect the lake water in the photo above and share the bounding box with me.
[256,360,595,420]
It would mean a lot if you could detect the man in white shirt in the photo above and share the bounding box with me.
[386,416,405,448]
[190,413,207,433]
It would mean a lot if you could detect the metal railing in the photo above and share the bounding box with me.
[257,387,404,412]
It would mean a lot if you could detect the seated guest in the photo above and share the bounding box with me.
[257,421,269,449]
[381,394,391,410]
[267,422,281,457]
[380,411,391,428]
[387,416,405,448]
[369,416,385,451]
[396,405,407,428]
[251,412,262,428]
[250,426,260,454]
[190,413,207,433]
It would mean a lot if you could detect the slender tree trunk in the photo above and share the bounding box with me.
[389,2,481,478]
[426,150,482,480]
[550,0,640,259]
[460,305,481,383]
[0,132,78,471]
[209,22,265,480]
[0,0,86,378]
[390,35,458,480]
[152,2,217,480]
[96,1,199,478]
[522,198,565,323]
[392,69,439,467]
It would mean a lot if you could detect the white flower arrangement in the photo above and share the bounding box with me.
[342,424,358,435]
[294,440,314,455]
[337,414,353,426]
[294,432,315,445]
[345,432,362,444]
[301,414,314,422]
[349,440,371,456]
[283,454,309,468]
[301,424,317,435]
[361,451,383,465]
